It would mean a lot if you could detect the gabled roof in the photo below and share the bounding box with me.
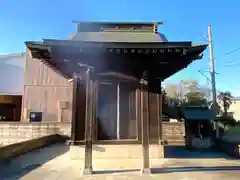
[25,21,207,81]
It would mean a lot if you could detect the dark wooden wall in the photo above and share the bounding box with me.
[95,82,138,141]
[149,92,162,143]
[0,95,22,121]
[73,79,164,144]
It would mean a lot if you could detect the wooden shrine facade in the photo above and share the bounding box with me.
[25,21,207,174]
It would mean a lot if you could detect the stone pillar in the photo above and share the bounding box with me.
[140,79,151,174]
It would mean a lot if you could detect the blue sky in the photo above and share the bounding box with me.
[1,0,240,95]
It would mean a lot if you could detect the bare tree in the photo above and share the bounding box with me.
[164,80,210,107]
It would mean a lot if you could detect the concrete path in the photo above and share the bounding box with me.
[0,143,240,180]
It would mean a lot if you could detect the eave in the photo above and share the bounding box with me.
[25,40,207,81]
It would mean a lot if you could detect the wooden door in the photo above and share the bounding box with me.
[96,82,137,140]
[119,83,137,139]
[97,82,117,140]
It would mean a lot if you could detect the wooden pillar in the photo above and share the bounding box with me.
[70,74,79,145]
[92,80,98,142]
[136,88,141,142]
[148,79,163,144]
[83,69,93,175]
[159,89,164,143]
[140,79,151,174]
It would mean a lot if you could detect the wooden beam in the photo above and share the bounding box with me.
[140,80,151,174]
[83,70,93,175]
[70,74,79,145]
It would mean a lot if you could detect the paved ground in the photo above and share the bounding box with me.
[0,143,240,180]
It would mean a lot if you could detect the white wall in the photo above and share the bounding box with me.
[228,100,240,122]
[0,53,24,95]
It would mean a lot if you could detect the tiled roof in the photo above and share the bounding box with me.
[69,32,168,42]
[182,107,216,120]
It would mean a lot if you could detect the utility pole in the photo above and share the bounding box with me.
[208,24,219,138]
[208,24,217,104]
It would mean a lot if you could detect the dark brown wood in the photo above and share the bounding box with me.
[136,88,141,141]
[159,92,163,142]
[75,77,87,141]
[29,39,192,49]
[96,82,117,140]
[149,92,159,142]
[92,81,98,142]
[146,78,162,144]
[70,74,78,145]
[140,81,150,174]
[83,70,93,175]
[0,95,22,122]
[119,83,137,139]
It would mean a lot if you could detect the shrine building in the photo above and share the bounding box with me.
[23,21,207,174]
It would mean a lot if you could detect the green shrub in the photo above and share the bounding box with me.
[216,115,237,127]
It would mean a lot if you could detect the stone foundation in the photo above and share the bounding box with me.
[69,144,165,171]
[191,137,213,149]
[215,139,240,158]
[0,122,71,146]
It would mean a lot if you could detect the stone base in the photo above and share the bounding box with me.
[69,144,164,171]
[140,168,151,175]
[82,167,93,175]
[191,137,213,149]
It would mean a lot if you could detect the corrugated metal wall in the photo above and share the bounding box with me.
[21,50,73,122]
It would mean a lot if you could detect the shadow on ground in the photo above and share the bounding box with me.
[163,145,234,159]
[0,143,69,179]
[94,166,240,175]
[0,143,106,179]
[151,165,240,173]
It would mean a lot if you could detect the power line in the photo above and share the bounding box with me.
[224,47,240,56]
[213,46,240,61]
[198,46,240,71]
[198,70,212,84]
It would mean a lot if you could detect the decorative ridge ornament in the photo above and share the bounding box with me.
[106,48,184,54]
